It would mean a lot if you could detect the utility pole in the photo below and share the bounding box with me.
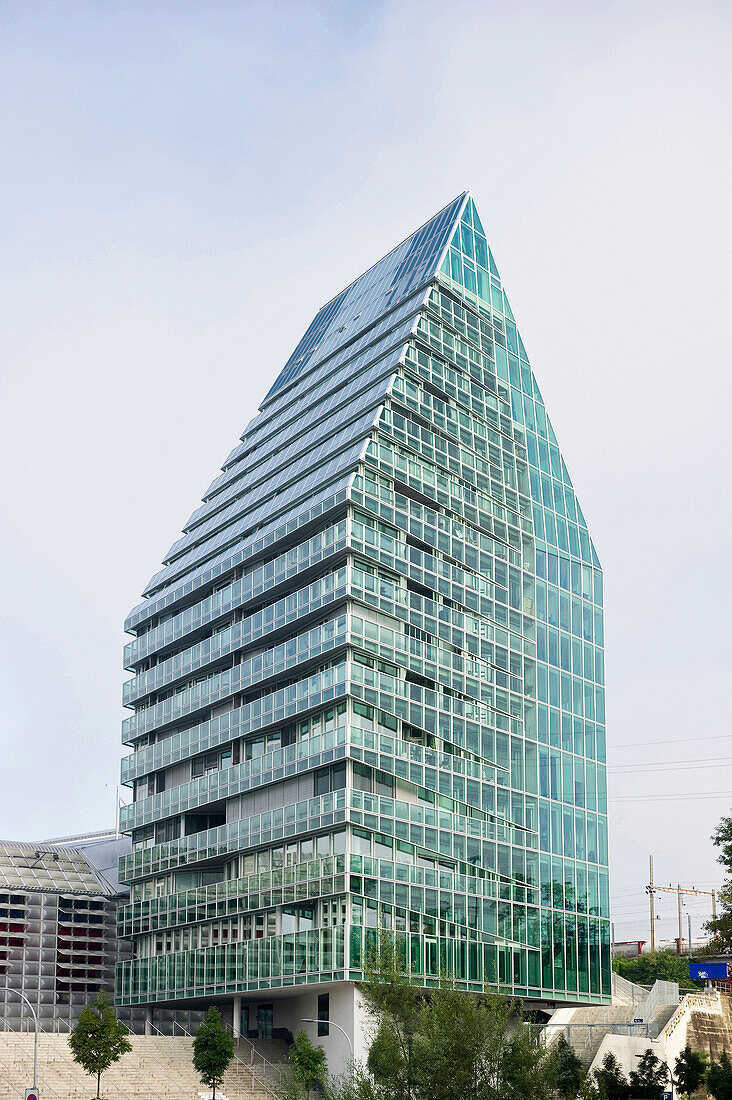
[644,877,719,954]
[647,855,656,951]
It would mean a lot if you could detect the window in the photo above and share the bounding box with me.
[321,898,346,927]
[318,993,329,1036]
[353,763,371,792]
[315,763,346,796]
[353,829,371,856]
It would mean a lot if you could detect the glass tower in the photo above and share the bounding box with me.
[116,193,610,1058]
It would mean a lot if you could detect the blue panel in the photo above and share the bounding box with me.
[690,962,729,981]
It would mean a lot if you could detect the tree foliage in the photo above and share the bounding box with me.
[545,1034,585,1099]
[628,1047,667,1098]
[592,1052,629,1100]
[287,1029,328,1098]
[705,815,732,950]
[415,982,547,1100]
[359,932,423,1100]
[612,949,702,990]
[68,989,132,1099]
[707,1051,732,1100]
[673,1045,707,1098]
[351,933,554,1100]
[192,1006,235,1100]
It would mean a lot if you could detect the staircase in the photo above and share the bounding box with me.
[0,1033,285,1100]
[544,977,682,1068]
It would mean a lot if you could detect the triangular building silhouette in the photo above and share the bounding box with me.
[117,193,610,1060]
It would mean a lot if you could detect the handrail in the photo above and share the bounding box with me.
[0,1044,68,1100]
[0,1015,84,1100]
[223,1020,285,1082]
[1,1014,196,1100]
[161,1019,280,1097]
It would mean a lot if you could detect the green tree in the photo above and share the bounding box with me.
[287,1030,328,1098]
[355,933,551,1100]
[192,1006,235,1100]
[705,815,732,950]
[592,1052,629,1100]
[68,989,132,1099]
[673,1045,707,1098]
[414,983,548,1100]
[322,1064,377,1100]
[545,1034,586,1099]
[628,1048,667,1099]
[707,1052,732,1100]
[358,933,423,1100]
[612,949,702,991]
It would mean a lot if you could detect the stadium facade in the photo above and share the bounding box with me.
[0,832,135,1031]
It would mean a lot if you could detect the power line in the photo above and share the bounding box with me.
[610,757,732,772]
[610,734,732,750]
[610,790,732,803]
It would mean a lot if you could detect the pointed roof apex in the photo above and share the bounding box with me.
[262,191,470,404]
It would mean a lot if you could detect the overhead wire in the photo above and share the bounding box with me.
[612,796,730,805]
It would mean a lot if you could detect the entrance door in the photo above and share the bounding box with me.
[257,1003,273,1039]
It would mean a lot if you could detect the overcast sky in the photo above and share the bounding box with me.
[1,0,730,945]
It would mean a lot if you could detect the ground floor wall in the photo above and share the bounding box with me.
[236,982,368,1074]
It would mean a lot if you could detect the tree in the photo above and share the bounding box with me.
[321,1064,377,1100]
[612,949,702,991]
[68,989,132,1099]
[288,1030,328,1098]
[707,1052,732,1100]
[358,933,423,1100]
[192,1006,235,1100]
[545,1034,585,1099]
[705,815,732,950]
[674,1045,707,1098]
[628,1048,667,1099]
[414,983,548,1100]
[592,1052,629,1100]
[355,932,552,1100]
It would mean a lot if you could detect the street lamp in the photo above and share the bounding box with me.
[635,1046,673,1100]
[0,985,38,1090]
[301,1017,353,1060]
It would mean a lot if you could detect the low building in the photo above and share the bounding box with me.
[612,940,646,959]
[0,830,140,1031]
[0,830,203,1035]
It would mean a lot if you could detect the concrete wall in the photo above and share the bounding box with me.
[242,982,370,1076]
[590,991,732,1092]
[287,983,370,1072]
[591,1033,663,1082]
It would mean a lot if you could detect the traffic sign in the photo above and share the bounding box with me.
[25,1090,40,1100]
[690,961,729,981]
[661,1092,672,1100]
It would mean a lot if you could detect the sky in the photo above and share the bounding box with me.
[1,0,730,946]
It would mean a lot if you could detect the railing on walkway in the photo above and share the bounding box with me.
[0,1016,69,1100]
[0,1013,194,1100]
[164,1019,281,1097]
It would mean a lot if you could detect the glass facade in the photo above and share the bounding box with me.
[116,193,610,1012]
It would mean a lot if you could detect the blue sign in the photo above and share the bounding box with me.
[661,1092,672,1100]
[690,961,729,981]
